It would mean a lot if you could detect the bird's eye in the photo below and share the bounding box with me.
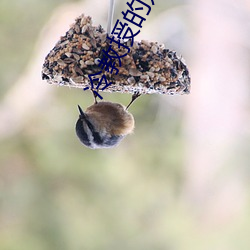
[42,7,190,150]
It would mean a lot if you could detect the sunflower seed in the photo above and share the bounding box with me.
[85,60,94,65]
[82,43,90,50]
[151,45,158,54]
[129,68,142,76]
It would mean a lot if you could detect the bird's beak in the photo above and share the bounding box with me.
[77,105,86,119]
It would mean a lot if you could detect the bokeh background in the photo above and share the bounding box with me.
[1,0,250,249]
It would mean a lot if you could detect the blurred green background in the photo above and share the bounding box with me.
[1,0,250,249]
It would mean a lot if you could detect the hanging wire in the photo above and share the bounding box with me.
[107,0,115,35]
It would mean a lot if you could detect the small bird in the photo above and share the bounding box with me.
[76,101,135,149]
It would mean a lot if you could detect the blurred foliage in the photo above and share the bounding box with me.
[1,1,250,250]
[0,0,72,97]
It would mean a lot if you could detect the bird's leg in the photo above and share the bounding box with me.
[126,91,141,110]
[91,90,98,104]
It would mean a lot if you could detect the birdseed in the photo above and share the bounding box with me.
[42,14,191,95]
